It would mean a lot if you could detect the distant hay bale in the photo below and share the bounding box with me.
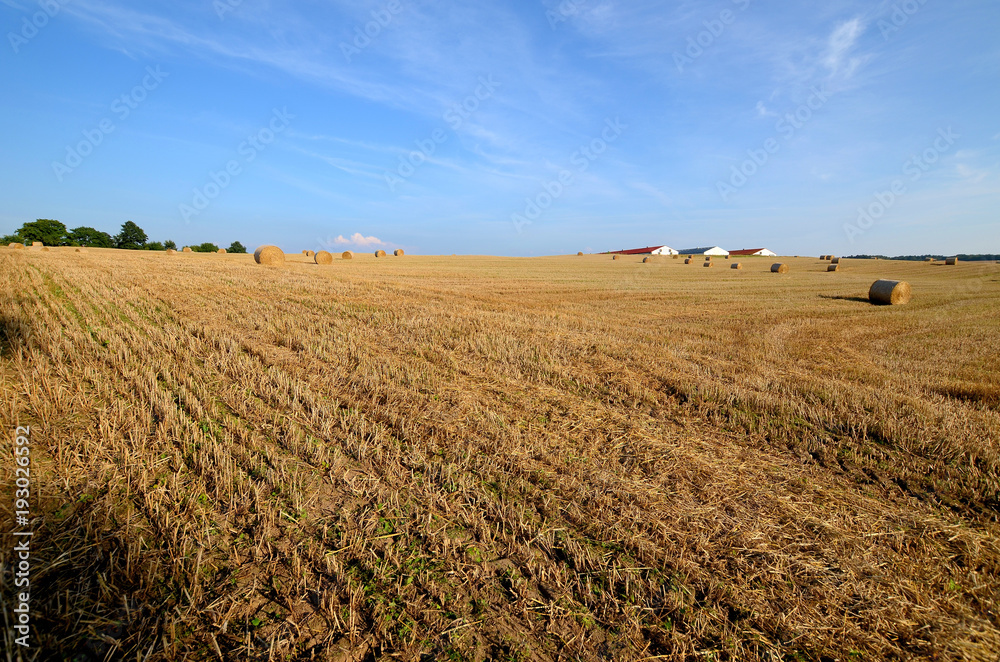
[218,248,227,254]
[831,257,841,264]
[946,257,958,265]
[342,251,354,260]
[643,256,651,263]
[8,243,24,249]
[703,261,714,267]
[314,250,333,264]
[75,248,85,253]
[375,250,386,257]
[183,246,192,253]
[612,255,620,260]
[725,255,730,259]
[827,264,840,272]
[924,257,934,262]
[166,249,176,255]
[395,249,405,257]
[301,250,308,255]
[31,241,43,247]
[577,251,583,256]
[672,254,679,259]
[771,263,789,273]
[820,255,828,260]
[869,279,911,305]
[253,245,285,266]
[731,262,742,270]
[304,250,315,257]
[684,258,693,264]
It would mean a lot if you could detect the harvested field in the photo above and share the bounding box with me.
[1,250,999,661]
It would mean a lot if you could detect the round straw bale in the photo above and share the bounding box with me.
[395,249,405,256]
[218,248,227,254]
[374,250,386,257]
[183,246,192,253]
[253,245,285,266]
[924,257,934,262]
[75,247,85,253]
[831,257,841,264]
[684,258,693,264]
[342,250,354,260]
[166,249,176,254]
[672,254,679,259]
[731,262,742,269]
[612,255,620,260]
[304,250,315,257]
[771,263,789,273]
[31,241,43,247]
[827,264,840,272]
[869,279,911,305]
[9,242,24,249]
[820,255,827,260]
[946,257,958,265]
[642,256,651,263]
[41,247,50,252]
[577,251,583,256]
[725,255,730,259]
[703,261,713,267]
[314,250,333,264]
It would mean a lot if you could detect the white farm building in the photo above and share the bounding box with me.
[729,248,777,257]
[677,246,729,257]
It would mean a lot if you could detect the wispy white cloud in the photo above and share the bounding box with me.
[333,232,386,247]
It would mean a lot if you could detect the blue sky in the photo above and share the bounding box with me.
[1,0,998,256]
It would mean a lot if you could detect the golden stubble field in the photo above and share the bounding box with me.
[1,247,998,661]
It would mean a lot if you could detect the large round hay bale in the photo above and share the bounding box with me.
[254,245,285,266]
[703,261,714,267]
[771,263,789,273]
[869,279,911,305]
[831,257,841,264]
[218,248,227,254]
[395,249,405,257]
[9,242,24,249]
[375,250,386,257]
[166,249,176,255]
[31,241,43,247]
[827,264,840,272]
[642,256,651,263]
[612,255,620,260]
[725,255,730,259]
[342,251,354,260]
[41,247,50,252]
[826,255,834,261]
[75,247,85,253]
[946,257,958,265]
[304,250,315,257]
[182,246,192,253]
[576,251,583,256]
[684,258,693,264]
[820,255,827,260]
[924,257,934,262]
[672,254,679,259]
[731,262,742,270]
[314,250,333,264]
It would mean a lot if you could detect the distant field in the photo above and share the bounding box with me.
[2,247,998,661]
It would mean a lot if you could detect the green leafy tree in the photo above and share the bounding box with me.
[115,221,147,250]
[146,241,165,251]
[18,219,68,246]
[227,241,247,254]
[191,242,220,253]
[1,232,22,244]
[68,226,114,248]
[164,240,177,250]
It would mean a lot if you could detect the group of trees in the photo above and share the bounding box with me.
[1,219,246,254]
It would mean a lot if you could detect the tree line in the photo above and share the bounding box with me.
[2,219,246,254]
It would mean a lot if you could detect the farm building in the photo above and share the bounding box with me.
[729,248,777,257]
[676,246,729,257]
[607,245,679,256]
